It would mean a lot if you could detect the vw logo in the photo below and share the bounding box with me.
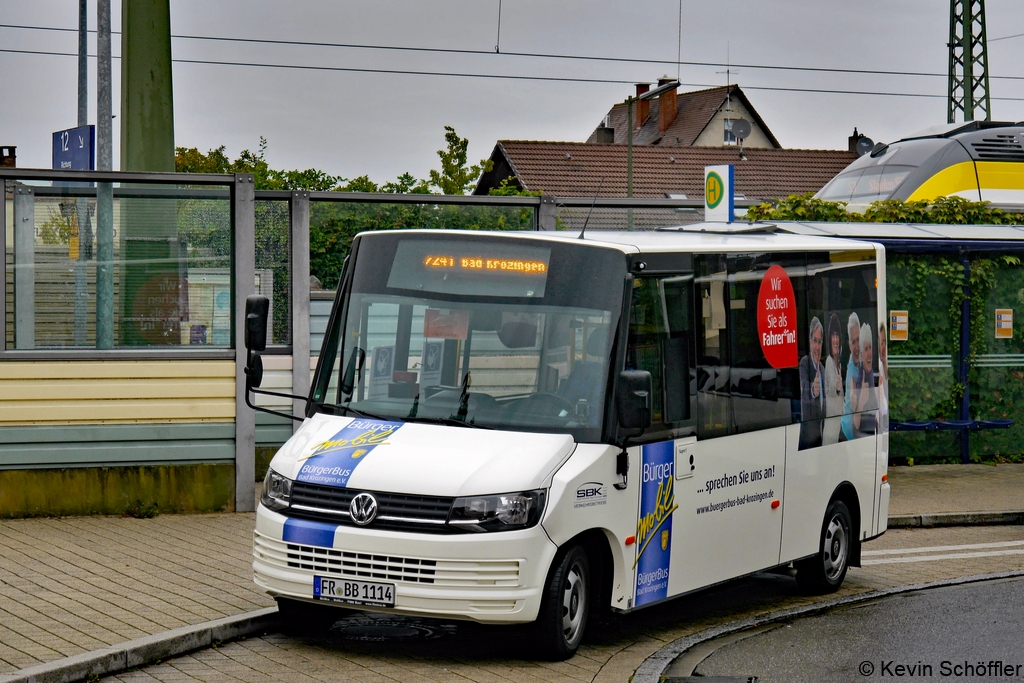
[349,492,378,526]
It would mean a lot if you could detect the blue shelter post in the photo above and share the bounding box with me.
[959,253,971,464]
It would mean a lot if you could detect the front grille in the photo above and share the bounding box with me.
[289,546,438,583]
[971,135,1024,160]
[254,531,521,587]
[288,482,456,533]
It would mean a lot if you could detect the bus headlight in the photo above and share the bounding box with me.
[448,489,546,532]
[261,469,293,512]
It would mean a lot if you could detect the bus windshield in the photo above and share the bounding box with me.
[312,232,628,442]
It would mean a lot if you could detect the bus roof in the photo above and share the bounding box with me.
[367,226,881,256]
[762,220,1024,242]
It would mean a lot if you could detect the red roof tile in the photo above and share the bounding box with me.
[476,141,856,200]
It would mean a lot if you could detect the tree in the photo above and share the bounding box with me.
[428,126,493,195]
[174,129,524,290]
[175,137,347,191]
[745,193,1024,225]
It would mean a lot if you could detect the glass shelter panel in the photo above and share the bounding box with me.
[255,199,291,345]
[4,179,233,349]
[971,254,1024,461]
[885,254,959,462]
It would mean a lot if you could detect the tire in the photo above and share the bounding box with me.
[275,597,348,631]
[529,544,590,660]
[795,500,853,595]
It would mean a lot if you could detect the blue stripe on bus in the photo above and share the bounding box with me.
[282,518,337,547]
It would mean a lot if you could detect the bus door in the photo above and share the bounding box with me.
[674,259,789,594]
[627,268,786,606]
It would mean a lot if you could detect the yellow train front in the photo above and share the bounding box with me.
[816,121,1024,211]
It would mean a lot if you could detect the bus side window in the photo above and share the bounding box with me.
[661,277,693,424]
[727,255,805,435]
[696,263,732,439]
[626,275,696,442]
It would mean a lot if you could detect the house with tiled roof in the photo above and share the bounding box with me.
[474,81,860,202]
[475,141,855,200]
[585,81,780,149]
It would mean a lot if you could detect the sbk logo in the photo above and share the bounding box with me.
[349,492,378,525]
[574,482,607,507]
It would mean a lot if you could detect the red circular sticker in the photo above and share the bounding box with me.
[757,265,798,368]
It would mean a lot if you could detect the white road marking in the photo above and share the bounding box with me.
[862,549,1024,566]
[863,540,1024,557]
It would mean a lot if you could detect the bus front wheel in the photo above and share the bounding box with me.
[530,544,590,660]
[795,500,852,594]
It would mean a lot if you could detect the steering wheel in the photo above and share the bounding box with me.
[508,392,578,418]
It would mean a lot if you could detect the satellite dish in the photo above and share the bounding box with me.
[855,136,875,157]
[731,118,752,140]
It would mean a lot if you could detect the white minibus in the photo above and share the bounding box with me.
[245,228,890,659]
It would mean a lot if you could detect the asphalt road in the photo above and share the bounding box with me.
[683,576,1024,682]
[91,527,1024,683]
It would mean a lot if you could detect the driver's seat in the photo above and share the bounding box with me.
[559,328,608,411]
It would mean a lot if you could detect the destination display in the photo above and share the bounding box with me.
[423,254,548,274]
[387,239,551,298]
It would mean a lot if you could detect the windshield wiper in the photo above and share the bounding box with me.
[406,415,493,430]
[332,403,392,422]
[454,371,472,422]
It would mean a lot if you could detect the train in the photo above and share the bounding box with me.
[816,120,1024,211]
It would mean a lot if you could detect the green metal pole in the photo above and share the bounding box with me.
[978,0,991,120]
[120,0,179,346]
[963,1,975,121]
[120,0,175,172]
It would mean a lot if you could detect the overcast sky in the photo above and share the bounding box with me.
[2,0,1023,185]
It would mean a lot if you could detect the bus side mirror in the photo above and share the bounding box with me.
[245,296,270,352]
[244,296,269,389]
[617,370,652,431]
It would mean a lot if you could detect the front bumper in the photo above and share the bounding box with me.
[253,503,558,623]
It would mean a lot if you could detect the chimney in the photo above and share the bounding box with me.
[0,146,15,168]
[635,83,651,127]
[595,116,615,144]
[848,127,861,152]
[657,77,678,134]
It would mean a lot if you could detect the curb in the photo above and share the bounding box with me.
[0,608,278,683]
[631,569,1024,683]
[887,510,1024,528]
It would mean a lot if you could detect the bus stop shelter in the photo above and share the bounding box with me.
[766,221,1024,465]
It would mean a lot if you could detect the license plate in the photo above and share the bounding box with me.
[313,576,395,607]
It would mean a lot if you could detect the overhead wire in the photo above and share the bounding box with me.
[990,31,1024,42]
[6,46,1024,102]
[3,21,1024,81]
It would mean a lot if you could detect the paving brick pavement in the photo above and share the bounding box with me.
[95,525,1024,683]
[887,462,1024,516]
[0,513,273,674]
[2,461,1022,682]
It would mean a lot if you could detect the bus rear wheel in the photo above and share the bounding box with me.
[795,500,852,595]
[530,544,590,660]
